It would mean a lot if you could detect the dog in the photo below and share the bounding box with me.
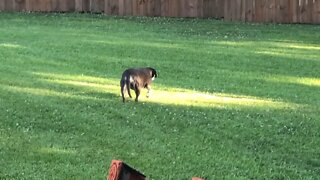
[120,67,157,102]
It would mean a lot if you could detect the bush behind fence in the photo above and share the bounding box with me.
[1,0,320,24]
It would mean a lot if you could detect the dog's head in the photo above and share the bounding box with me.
[148,67,157,80]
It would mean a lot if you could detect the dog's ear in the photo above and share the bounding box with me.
[151,68,157,78]
[147,67,157,78]
[153,69,157,78]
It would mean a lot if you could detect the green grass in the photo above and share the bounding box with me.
[0,12,320,179]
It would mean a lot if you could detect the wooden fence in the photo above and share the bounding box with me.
[0,0,319,23]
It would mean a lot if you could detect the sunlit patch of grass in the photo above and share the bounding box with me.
[0,43,25,49]
[274,42,320,51]
[31,72,299,109]
[265,75,320,87]
[255,50,284,56]
[37,147,76,155]
[0,84,109,102]
[144,90,298,109]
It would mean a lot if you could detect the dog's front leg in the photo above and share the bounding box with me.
[146,85,152,98]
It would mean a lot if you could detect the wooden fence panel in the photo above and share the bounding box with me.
[0,0,319,23]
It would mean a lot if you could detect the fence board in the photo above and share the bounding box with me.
[90,0,103,13]
[105,0,119,15]
[138,0,147,16]
[12,0,20,11]
[254,0,263,21]
[202,0,213,18]
[281,0,290,23]
[122,0,131,15]
[241,0,246,21]
[5,0,15,11]
[27,0,41,11]
[300,0,308,23]
[124,0,131,15]
[265,0,275,22]
[306,0,314,23]
[275,0,282,22]
[315,0,320,23]
[224,0,231,20]
[147,0,156,16]
[245,0,251,21]
[153,0,161,16]
[160,0,168,17]
[51,0,58,11]
[131,0,138,16]
[292,0,299,22]
[168,0,178,17]
[217,0,224,19]
[75,0,82,11]
[118,0,124,15]
[197,0,203,17]
[0,0,4,11]
[234,0,242,21]
[190,0,196,17]
[14,0,26,11]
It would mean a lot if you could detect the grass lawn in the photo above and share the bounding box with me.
[0,12,320,179]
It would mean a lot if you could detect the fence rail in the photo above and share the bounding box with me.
[1,0,319,23]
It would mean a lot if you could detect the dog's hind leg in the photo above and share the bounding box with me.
[126,79,132,98]
[120,80,126,103]
[134,84,140,102]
